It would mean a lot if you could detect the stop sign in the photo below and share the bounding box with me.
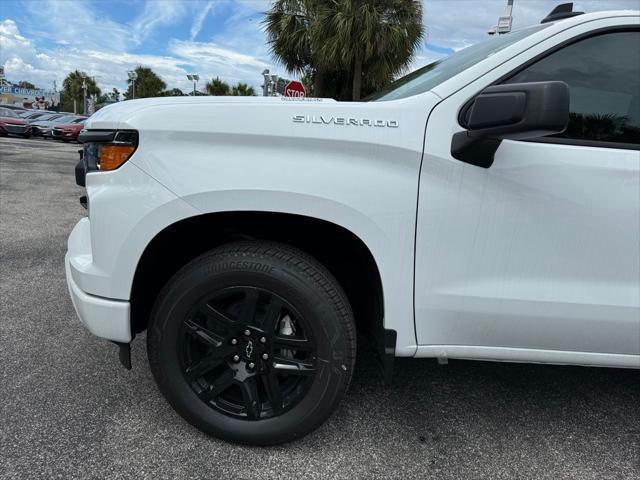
[284,80,305,97]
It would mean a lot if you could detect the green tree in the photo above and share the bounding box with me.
[62,70,101,114]
[17,80,36,89]
[124,66,166,99]
[314,0,423,100]
[205,77,230,96]
[110,88,120,101]
[161,88,185,96]
[264,0,424,101]
[96,93,110,104]
[231,82,256,96]
[264,0,323,94]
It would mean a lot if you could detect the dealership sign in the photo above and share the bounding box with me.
[0,85,60,108]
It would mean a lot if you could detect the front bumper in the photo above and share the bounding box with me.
[65,218,132,342]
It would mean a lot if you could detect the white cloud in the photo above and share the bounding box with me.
[190,1,216,41]
[23,0,130,52]
[2,0,639,96]
[169,39,271,87]
[0,19,273,94]
[421,0,640,53]
[131,0,187,44]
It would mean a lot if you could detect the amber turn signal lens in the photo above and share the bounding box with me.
[99,145,136,171]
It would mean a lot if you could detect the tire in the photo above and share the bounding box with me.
[22,133,32,139]
[147,241,356,445]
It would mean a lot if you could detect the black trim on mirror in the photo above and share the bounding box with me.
[451,134,501,168]
[451,81,569,167]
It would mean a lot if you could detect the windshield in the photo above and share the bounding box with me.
[0,108,19,118]
[26,112,47,119]
[52,115,77,123]
[367,24,549,101]
[34,114,60,122]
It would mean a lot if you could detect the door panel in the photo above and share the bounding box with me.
[415,26,640,356]
[415,137,640,354]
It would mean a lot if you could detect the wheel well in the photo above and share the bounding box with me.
[130,211,385,351]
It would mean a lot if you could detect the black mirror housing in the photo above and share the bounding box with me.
[466,81,569,140]
[452,81,570,168]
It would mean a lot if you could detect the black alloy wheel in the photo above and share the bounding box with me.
[180,286,316,420]
[148,241,357,445]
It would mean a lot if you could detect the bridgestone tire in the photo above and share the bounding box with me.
[147,241,357,445]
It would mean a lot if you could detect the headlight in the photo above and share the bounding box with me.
[79,130,138,172]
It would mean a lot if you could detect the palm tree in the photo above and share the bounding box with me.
[264,0,423,100]
[62,70,101,113]
[17,80,36,89]
[124,67,166,99]
[313,0,423,100]
[205,77,230,96]
[231,82,256,96]
[263,0,326,96]
[161,88,185,97]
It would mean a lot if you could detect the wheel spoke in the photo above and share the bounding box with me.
[239,376,261,420]
[272,356,315,376]
[185,355,224,380]
[239,289,260,325]
[273,335,312,351]
[199,369,235,401]
[202,303,235,328]
[261,297,282,333]
[184,318,225,348]
[262,372,283,414]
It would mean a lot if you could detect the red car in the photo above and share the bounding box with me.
[0,107,32,138]
[51,120,86,142]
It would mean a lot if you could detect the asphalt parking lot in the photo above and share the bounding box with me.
[1,135,639,480]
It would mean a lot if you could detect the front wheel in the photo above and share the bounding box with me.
[147,241,356,445]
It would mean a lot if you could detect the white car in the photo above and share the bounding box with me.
[66,5,640,445]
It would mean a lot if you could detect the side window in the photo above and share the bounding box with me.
[505,30,640,146]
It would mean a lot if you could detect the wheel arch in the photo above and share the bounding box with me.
[130,210,395,377]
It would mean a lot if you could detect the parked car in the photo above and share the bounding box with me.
[0,104,28,114]
[67,5,640,446]
[27,112,64,123]
[32,115,86,138]
[52,119,87,142]
[22,111,55,121]
[0,107,32,138]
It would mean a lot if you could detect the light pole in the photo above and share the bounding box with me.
[80,72,87,114]
[186,74,199,96]
[127,70,138,99]
[488,0,514,35]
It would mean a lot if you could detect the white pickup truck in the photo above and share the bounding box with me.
[66,6,640,445]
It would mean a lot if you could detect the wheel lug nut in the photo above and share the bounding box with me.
[248,362,255,369]
[233,355,240,362]
[262,353,269,360]
[244,329,251,336]
[231,338,238,345]
[260,336,267,343]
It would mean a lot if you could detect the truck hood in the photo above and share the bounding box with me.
[86,96,337,130]
[85,92,441,165]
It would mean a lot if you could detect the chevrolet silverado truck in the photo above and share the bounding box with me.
[67,5,640,445]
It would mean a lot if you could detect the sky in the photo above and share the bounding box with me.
[0,0,638,95]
